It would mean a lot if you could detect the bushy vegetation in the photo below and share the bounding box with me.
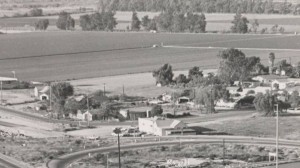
[79,11,117,31]
[28,8,43,17]
[97,0,300,14]
[34,19,49,30]
[56,11,75,30]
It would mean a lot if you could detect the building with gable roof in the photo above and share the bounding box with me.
[138,117,195,136]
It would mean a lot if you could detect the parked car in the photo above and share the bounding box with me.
[287,108,300,114]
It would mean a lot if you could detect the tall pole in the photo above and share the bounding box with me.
[117,133,121,168]
[223,139,225,165]
[103,83,106,96]
[275,104,279,168]
[87,96,90,127]
[106,154,109,168]
[210,87,213,114]
[0,81,2,105]
[49,83,52,111]
[122,84,125,96]
[12,71,16,78]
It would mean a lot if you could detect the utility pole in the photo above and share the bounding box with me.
[210,87,213,114]
[223,139,226,165]
[103,83,106,96]
[275,104,279,168]
[122,84,125,96]
[11,71,16,79]
[106,154,109,168]
[87,96,90,127]
[0,81,2,105]
[49,83,52,111]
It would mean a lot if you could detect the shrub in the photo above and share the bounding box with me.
[29,8,43,17]
[35,19,49,30]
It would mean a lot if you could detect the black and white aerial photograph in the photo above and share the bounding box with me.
[1,0,300,167]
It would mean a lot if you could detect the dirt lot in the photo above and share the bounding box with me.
[190,113,300,140]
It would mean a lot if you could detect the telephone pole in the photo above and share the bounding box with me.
[275,104,279,168]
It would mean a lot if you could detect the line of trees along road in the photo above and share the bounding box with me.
[97,0,300,15]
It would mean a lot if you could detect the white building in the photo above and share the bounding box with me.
[138,117,195,136]
[252,75,288,84]
[34,86,50,100]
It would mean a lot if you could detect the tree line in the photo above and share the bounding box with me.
[152,48,300,115]
[97,0,300,15]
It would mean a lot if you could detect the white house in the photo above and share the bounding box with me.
[161,93,172,102]
[83,111,93,122]
[138,117,195,136]
[34,86,50,100]
[252,75,288,84]
[271,79,294,90]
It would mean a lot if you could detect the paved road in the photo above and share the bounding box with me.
[0,106,133,126]
[47,136,300,168]
[0,156,23,168]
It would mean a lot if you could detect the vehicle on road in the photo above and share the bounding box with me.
[287,108,300,114]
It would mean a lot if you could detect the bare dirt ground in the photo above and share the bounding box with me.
[1,89,35,104]
[71,70,188,98]
[190,113,300,140]
[0,110,63,138]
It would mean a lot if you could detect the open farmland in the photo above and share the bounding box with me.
[0,32,300,81]
[2,12,300,32]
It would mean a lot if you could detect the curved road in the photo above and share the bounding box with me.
[47,136,300,168]
[0,158,21,168]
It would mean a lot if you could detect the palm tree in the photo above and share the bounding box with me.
[113,128,122,168]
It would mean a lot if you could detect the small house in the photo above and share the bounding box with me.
[34,86,50,101]
[138,117,196,136]
[83,111,93,122]
[176,97,190,104]
[252,75,288,84]
[119,107,151,120]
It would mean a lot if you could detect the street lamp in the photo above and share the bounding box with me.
[113,127,122,168]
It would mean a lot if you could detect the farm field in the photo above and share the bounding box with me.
[2,12,300,32]
[0,32,300,81]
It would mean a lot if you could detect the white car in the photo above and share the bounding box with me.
[287,108,300,114]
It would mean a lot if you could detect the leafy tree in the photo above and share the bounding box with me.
[141,15,151,28]
[217,48,260,84]
[150,105,163,116]
[56,11,75,30]
[194,13,206,33]
[251,19,259,33]
[131,11,141,31]
[172,12,185,32]
[289,90,300,108]
[264,0,274,14]
[175,74,188,85]
[292,62,300,78]
[188,66,203,80]
[79,11,117,31]
[195,84,229,113]
[152,63,174,86]
[279,27,285,34]
[253,91,275,117]
[64,95,87,114]
[89,90,109,108]
[157,10,173,31]
[29,8,43,17]
[80,14,92,31]
[231,12,249,34]
[271,24,278,33]
[51,82,74,115]
[35,19,49,30]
